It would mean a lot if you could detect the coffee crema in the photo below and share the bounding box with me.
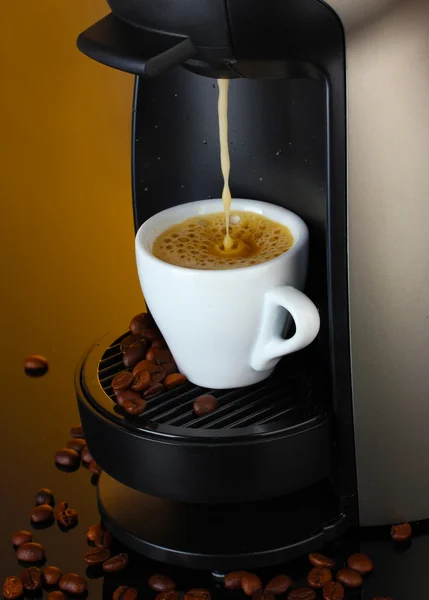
[152,211,294,270]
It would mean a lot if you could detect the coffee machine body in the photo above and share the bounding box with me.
[75,0,429,568]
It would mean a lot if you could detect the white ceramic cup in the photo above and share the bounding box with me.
[135,199,320,389]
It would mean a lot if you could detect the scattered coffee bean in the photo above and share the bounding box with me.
[115,389,142,408]
[3,576,23,600]
[390,522,412,541]
[308,553,335,568]
[48,592,67,600]
[94,528,113,549]
[148,574,176,592]
[89,460,102,475]
[253,591,275,600]
[55,449,80,469]
[156,592,180,600]
[12,530,32,547]
[59,573,87,595]
[70,425,84,438]
[56,502,78,528]
[21,567,41,591]
[42,566,63,586]
[265,574,293,594]
[122,396,147,416]
[224,571,249,590]
[152,339,168,349]
[84,547,111,566]
[347,553,373,574]
[86,523,104,542]
[120,334,144,353]
[129,313,154,335]
[123,341,148,368]
[35,488,55,507]
[113,585,138,600]
[308,567,332,589]
[131,370,151,392]
[102,553,129,573]
[241,573,263,596]
[81,446,93,465]
[142,328,162,342]
[193,394,218,416]
[112,371,135,392]
[185,589,211,600]
[30,504,54,524]
[66,438,86,453]
[16,542,45,562]
[322,581,344,600]
[287,589,316,600]
[164,373,187,390]
[144,383,164,399]
[24,355,49,376]
[146,347,173,365]
[336,569,362,588]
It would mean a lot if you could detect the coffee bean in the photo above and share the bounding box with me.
[94,528,113,549]
[16,542,45,563]
[193,395,218,416]
[3,576,23,599]
[30,504,54,524]
[123,396,147,416]
[21,567,41,591]
[55,449,80,469]
[390,522,412,541]
[84,547,111,566]
[56,502,78,528]
[120,334,144,353]
[130,312,154,335]
[35,488,55,507]
[347,553,373,574]
[308,553,335,568]
[224,571,248,590]
[163,362,177,375]
[308,567,332,589]
[42,566,63,586]
[164,373,187,390]
[265,574,293,594]
[149,366,167,384]
[66,438,87,453]
[115,389,142,408]
[112,371,135,392]
[156,592,180,600]
[123,342,148,368]
[185,589,211,600]
[253,592,275,600]
[132,360,157,376]
[144,383,164,399]
[58,573,87,595]
[241,573,262,596]
[81,446,93,465]
[151,339,168,349]
[70,425,84,438]
[146,347,173,365]
[89,460,102,475]
[102,553,129,573]
[113,585,138,600]
[287,590,316,600]
[148,574,176,592]
[86,523,104,542]
[48,592,67,600]
[24,355,48,376]
[336,569,362,588]
[142,328,163,342]
[131,370,151,392]
[12,530,32,547]
[322,581,344,600]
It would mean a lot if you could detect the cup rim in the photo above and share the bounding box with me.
[135,198,308,275]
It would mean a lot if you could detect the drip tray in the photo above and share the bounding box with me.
[76,328,332,504]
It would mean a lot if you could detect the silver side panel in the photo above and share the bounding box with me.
[325,0,429,525]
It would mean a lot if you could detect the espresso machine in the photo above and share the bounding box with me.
[75,0,429,571]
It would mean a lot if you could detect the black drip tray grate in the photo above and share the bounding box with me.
[94,332,329,438]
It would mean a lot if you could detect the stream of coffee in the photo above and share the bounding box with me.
[217,78,234,251]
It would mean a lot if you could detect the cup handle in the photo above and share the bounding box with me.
[250,286,321,371]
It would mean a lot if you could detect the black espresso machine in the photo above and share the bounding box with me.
[75,0,429,572]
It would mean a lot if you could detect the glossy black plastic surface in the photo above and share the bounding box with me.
[77,330,332,504]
